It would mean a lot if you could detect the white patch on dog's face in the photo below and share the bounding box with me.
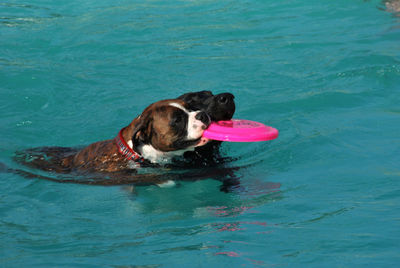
[169,102,206,141]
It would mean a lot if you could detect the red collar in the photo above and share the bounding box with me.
[114,127,144,163]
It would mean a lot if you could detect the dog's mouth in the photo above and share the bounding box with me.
[172,135,210,150]
[195,137,210,147]
[172,137,202,150]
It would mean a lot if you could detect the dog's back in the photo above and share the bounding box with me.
[14,146,79,173]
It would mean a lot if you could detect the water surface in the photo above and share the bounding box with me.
[1,0,400,267]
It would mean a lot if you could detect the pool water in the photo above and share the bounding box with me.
[1,0,400,266]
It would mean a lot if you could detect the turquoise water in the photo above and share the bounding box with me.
[1,0,400,266]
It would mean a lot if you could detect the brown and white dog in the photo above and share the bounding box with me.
[13,91,235,185]
[59,98,212,172]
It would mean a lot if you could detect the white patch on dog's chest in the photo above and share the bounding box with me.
[127,140,133,149]
[127,161,140,169]
[140,144,193,164]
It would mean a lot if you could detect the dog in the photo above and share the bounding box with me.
[177,91,235,165]
[178,91,235,122]
[13,91,236,186]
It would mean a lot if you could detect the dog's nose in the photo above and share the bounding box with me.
[217,93,234,105]
[195,111,211,128]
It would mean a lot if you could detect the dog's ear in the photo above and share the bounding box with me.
[131,113,152,145]
[178,91,213,111]
[178,91,213,101]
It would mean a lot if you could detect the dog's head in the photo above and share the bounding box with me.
[177,91,236,164]
[122,99,211,163]
[178,91,235,121]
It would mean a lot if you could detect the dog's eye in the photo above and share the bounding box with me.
[171,115,184,126]
[175,116,182,123]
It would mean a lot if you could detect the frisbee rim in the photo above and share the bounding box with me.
[202,119,279,142]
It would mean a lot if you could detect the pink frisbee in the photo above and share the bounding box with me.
[203,119,279,142]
